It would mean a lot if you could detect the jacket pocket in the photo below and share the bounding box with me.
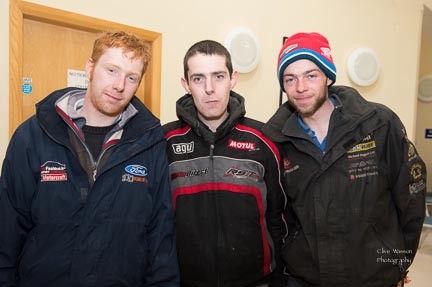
[367,224,406,284]
[282,229,319,284]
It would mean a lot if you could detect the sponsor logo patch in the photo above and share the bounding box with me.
[347,135,378,180]
[225,167,261,182]
[171,168,209,180]
[347,140,376,153]
[40,161,68,182]
[410,164,423,180]
[172,142,194,154]
[409,179,425,194]
[125,165,148,176]
[227,139,257,151]
[407,143,418,162]
[282,157,299,174]
[122,164,149,183]
[122,174,148,183]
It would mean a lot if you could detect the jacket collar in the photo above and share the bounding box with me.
[262,85,377,143]
[175,91,246,142]
[36,87,161,147]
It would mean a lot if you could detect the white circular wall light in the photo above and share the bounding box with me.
[347,47,380,87]
[418,75,432,102]
[224,27,261,73]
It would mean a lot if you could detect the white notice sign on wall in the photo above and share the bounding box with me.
[67,69,88,88]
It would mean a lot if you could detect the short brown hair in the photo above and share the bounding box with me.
[183,40,233,82]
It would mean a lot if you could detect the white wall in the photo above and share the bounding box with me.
[418,11,432,194]
[1,0,432,163]
[0,0,9,163]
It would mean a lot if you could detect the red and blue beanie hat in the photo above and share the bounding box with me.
[277,32,336,92]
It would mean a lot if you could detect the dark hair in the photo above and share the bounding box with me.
[183,40,233,82]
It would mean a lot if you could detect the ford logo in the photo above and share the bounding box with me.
[125,165,148,177]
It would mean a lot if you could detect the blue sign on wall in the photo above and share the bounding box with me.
[22,83,33,95]
[426,129,432,139]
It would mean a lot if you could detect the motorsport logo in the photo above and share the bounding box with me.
[227,139,257,151]
[225,167,261,181]
[172,142,194,154]
[170,168,209,180]
[40,161,68,182]
[347,140,376,154]
[122,164,148,183]
[283,157,299,174]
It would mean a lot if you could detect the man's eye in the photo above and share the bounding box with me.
[128,76,138,83]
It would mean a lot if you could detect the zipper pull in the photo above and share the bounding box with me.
[93,168,97,181]
[210,144,215,158]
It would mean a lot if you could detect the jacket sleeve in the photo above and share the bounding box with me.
[263,141,288,286]
[387,113,426,265]
[144,139,180,286]
[0,127,36,286]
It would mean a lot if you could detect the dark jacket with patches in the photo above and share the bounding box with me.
[262,85,426,287]
[0,87,179,286]
[163,92,287,287]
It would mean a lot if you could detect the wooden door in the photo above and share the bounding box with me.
[22,19,100,121]
[9,0,162,136]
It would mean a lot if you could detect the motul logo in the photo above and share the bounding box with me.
[228,139,256,151]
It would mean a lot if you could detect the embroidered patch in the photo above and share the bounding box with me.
[225,167,261,182]
[283,158,293,169]
[227,139,257,151]
[407,143,418,162]
[122,165,149,183]
[409,179,425,194]
[125,165,148,176]
[40,161,68,182]
[410,164,423,180]
[282,157,299,174]
[170,168,209,180]
[347,136,378,180]
[172,142,194,154]
[347,140,376,153]
[122,174,148,183]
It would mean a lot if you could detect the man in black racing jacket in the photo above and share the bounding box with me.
[262,32,426,287]
[163,40,288,287]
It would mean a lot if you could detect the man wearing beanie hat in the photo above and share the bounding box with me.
[263,32,426,287]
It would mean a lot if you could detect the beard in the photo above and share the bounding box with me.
[288,85,328,118]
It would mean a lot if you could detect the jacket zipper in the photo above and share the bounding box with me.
[209,144,215,159]
[59,120,108,182]
[209,143,222,286]
[92,145,114,181]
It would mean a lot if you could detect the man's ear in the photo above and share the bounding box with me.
[326,77,333,87]
[230,71,239,90]
[85,58,94,80]
[181,77,191,94]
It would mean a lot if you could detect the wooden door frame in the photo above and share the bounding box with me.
[9,0,162,137]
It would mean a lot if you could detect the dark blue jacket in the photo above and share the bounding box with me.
[0,87,179,286]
